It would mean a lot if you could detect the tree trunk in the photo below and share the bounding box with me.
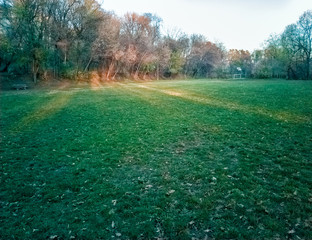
[84,56,93,72]
[306,56,310,80]
[106,60,115,80]
[157,63,159,80]
[0,61,11,72]
[64,47,67,64]
[33,60,39,83]
[112,67,119,80]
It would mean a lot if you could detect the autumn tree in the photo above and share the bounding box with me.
[227,49,252,77]
[117,13,154,78]
[70,0,104,75]
[163,31,189,77]
[1,0,310,82]
[185,35,223,78]
[0,0,105,81]
[92,12,121,79]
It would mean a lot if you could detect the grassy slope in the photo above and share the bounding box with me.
[1,79,312,239]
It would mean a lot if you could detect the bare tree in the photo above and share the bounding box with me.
[92,12,122,79]
[119,13,157,79]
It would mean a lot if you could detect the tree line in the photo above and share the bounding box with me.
[0,0,311,82]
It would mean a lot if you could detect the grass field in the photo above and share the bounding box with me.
[1,79,312,239]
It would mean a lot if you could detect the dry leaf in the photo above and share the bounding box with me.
[166,190,175,196]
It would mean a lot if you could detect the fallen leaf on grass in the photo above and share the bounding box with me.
[166,190,175,196]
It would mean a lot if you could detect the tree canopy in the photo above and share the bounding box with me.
[0,1,311,81]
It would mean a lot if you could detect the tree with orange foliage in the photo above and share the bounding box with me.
[185,34,224,78]
[227,49,252,77]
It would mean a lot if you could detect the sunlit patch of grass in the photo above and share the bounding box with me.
[9,92,73,134]
[1,79,312,239]
[161,90,183,96]
[131,83,310,124]
[272,110,310,123]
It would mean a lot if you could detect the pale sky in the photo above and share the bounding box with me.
[102,0,311,52]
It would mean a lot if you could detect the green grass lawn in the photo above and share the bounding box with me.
[1,79,312,239]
